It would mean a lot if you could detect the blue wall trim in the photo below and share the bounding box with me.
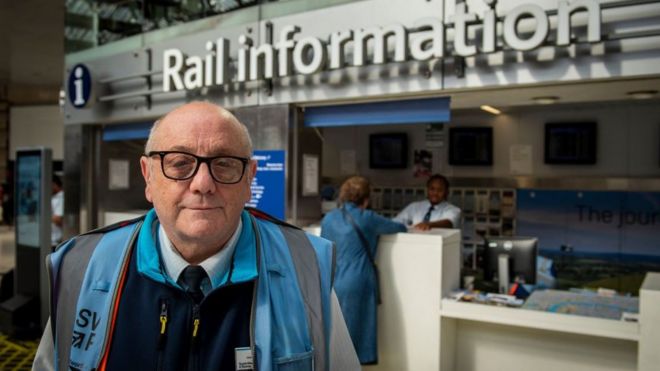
[102,122,152,141]
[304,97,451,127]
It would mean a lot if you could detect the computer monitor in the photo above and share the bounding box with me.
[448,127,493,166]
[544,122,597,164]
[483,237,538,293]
[369,133,408,169]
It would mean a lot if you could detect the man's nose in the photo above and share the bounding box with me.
[190,162,216,193]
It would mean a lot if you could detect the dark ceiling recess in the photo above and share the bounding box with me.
[64,0,263,53]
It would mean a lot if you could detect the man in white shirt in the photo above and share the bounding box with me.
[51,175,64,247]
[394,174,461,230]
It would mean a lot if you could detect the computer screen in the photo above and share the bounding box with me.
[448,127,493,166]
[369,133,408,169]
[544,122,597,164]
[483,237,538,288]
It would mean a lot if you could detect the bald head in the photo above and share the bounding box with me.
[145,101,252,156]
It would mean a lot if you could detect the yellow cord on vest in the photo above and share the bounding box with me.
[159,315,167,334]
[192,318,200,337]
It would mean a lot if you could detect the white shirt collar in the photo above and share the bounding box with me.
[426,199,448,209]
[158,218,243,289]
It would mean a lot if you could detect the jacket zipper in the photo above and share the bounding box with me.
[249,281,258,371]
[157,299,169,371]
[188,303,201,371]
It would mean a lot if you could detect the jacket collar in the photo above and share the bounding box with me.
[136,209,258,287]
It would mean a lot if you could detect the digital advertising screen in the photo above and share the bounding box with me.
[16,152,43,248]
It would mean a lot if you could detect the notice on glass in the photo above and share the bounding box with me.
[302,154,319,196]
[510,145,533,175]
[339,150,356,175]
[109,159,130,190]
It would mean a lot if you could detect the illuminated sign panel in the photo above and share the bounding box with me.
[162,0,601,92]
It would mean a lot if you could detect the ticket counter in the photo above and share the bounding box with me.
[307,228,660,371]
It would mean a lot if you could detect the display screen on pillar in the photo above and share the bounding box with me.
[14,148,51,294]
[483,237,538,293]
[16,152,43,248]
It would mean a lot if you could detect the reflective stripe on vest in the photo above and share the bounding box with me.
[278,225,332,371]
[59,222,140,371]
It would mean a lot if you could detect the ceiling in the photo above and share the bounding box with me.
[0,1,658,108]
[0,0,64,104]
[448,77,660,112]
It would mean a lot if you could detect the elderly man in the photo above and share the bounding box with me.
[33,102,359,371]
[394,174,461,231]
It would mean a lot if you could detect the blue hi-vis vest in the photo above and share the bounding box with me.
[46,209,335,371]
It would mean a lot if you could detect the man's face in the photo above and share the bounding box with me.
[140,103,256,250]
[427,179,447,205]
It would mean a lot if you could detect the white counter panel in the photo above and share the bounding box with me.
[454,319,637,371]
[365,229,461,371]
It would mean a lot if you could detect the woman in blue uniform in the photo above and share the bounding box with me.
[321,176,407,364]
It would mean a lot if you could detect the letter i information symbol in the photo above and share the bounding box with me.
[68,64,92,108]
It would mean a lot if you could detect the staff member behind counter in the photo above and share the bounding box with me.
[394,174,461,230]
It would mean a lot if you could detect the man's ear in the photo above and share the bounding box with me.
[140,156,153,203]
[247,159,257,183]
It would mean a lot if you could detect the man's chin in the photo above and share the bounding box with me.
[178,222,224,240]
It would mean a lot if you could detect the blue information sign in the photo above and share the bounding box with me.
[68,64,92,108]
[247,150,286,219]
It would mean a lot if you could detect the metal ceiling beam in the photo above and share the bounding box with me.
[66,12,142,34]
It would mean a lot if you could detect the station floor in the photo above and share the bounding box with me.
[0,226,38,370]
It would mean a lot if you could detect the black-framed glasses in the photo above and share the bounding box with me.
[146,151,250,184]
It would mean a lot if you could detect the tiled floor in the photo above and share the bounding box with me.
[0,334,37,371]
[0,227,36,370]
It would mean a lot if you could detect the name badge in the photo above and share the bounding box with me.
[235,347,254,371]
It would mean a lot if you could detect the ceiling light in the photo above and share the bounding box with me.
[532,96,559,105]
[627,90,658,99]
[480,105,501,115]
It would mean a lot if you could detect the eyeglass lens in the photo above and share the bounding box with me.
[161,152,245,183]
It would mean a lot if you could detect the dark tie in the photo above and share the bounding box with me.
[179,265,208,304]
[423,205,434,223]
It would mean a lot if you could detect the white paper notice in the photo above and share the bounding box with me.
[109,159,130,190]
[302,154,319,196]
[339,150,356,175]
[510,145,533,175]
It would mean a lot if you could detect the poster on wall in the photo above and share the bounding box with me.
[109,159,130,190]
[302,154,319,196]
[510,144,533,175]
[425,124,445,148]
[339,150,356,175]
[413,150,432,178]
[247,150,285,219]
[517,189,660,293]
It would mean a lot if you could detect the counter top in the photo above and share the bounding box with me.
[440,299,640,341]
